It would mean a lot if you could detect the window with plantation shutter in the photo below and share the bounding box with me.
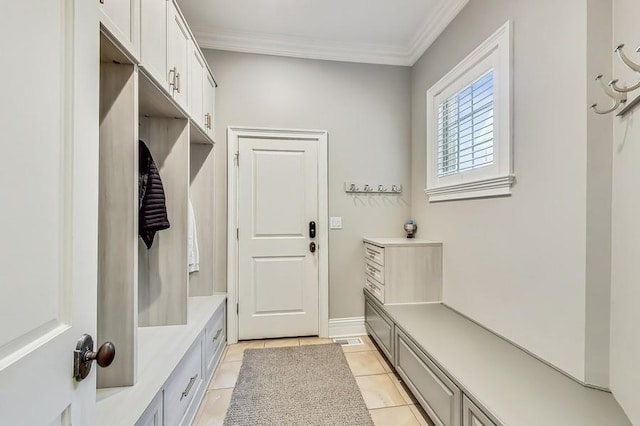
[438,70,494,177]
[426,22,514,202]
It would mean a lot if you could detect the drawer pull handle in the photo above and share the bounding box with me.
[180,374,198,401]
[212,328,222,343]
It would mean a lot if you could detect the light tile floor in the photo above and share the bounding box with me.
[194,335,433,426]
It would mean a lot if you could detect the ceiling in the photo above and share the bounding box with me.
[176,0,469,66]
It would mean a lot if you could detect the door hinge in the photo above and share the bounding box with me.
[236,228,239,240]
[234,151,239,166]
[236,303,239,315]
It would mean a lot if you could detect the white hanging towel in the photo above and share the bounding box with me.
[188,198,200,273]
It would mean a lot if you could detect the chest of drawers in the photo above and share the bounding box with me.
[363,238,442,304]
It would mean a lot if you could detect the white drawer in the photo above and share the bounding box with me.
[365,277,384,303]
[364,298,393,361]
[205,303,226,377]
[165,336,204,426]
[463,395,497,426]
[395,329,461,426]
[364,243,385,266]
[365,259,385,284]
[135,391,163,426]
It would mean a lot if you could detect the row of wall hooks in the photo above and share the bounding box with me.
[591,44,640,116]
[344,182,403,194]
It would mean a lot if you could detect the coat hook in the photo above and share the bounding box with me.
[591,74,627,114]
[610,44,640,93]
[615,44,640,73]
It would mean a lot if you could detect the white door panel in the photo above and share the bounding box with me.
[0,0,99,424]
[254,257,306,313]
[254,150,307,236]
[238,138,319,339]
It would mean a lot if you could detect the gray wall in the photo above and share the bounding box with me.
[610,0,640,423]
[204,50,412,319]
[410,0,611,385]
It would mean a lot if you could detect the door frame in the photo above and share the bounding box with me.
[227,126,329,344]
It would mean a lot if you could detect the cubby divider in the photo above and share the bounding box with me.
[189,142,215,296]
[138,117,189,327]
[97,62,138,388]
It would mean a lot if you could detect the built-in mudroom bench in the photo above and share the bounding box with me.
[364,290,631,426]
[97,295,226,426]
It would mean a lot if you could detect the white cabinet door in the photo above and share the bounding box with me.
[463,396,497,426]
[190,43,205,130]
[204,72,216,139]
[0,0,99,424]
[140,0,168,90]
[168,1,190,110]
[99,0,140,59]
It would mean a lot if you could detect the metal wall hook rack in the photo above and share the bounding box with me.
[590,43,640,117]
[344,182,403,194]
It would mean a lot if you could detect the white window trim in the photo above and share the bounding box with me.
[425,21,514,202]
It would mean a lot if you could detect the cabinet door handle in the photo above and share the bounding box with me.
[169,67,177,89]
[180,374,198,401]
[212,328,222,343]
[99,0,104,4]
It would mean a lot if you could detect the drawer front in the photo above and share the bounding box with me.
[365,259,385,284]
[165,336,204,426]
[395,330,461,426]
[364,243,385,266]
[365,277,385,303]
[364,298,393,360]
[135,391,163,426]
[463,396,497,426]
[205,303,226,377]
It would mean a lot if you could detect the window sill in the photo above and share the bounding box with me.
[424,175,515,202]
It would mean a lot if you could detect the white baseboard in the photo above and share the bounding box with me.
[329,317,366,338]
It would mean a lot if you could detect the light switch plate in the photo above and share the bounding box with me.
[329,217,343,229]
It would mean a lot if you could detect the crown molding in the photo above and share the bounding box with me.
[193,28,411,65]
[192,0,469,66]
[407,0,470,65]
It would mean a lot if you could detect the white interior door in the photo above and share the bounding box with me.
[238,137,320,339]
[0,1,99,424]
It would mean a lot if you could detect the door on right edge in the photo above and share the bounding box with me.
[237,137,319,340]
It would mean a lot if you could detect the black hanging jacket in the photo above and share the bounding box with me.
[139,140,170,249]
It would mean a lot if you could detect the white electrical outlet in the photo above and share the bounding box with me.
[330,217,343,229]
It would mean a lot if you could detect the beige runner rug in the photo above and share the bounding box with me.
[223,343,374,426]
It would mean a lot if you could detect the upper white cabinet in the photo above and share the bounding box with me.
[140,0,168,91]
[204,73,216,139]
[168,2,190,111]
[99,0,140,60]
[105,0,216,143]
[190,44,206,130]
[190,44,217,140]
